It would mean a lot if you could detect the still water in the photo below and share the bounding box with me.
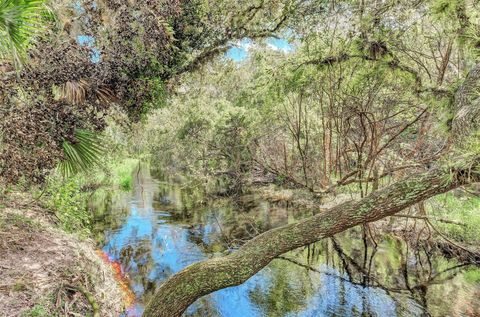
[90,167,480,317]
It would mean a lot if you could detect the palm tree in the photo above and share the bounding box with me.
[0,0,45,68]
[59,129,105,178]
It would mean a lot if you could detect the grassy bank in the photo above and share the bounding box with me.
[0,192,124,317]
[0,158,140,316]
[40,158,140,237]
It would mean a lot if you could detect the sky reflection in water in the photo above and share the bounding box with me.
[94,170,476,317]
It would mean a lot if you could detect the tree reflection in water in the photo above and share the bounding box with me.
[90,166,480,317]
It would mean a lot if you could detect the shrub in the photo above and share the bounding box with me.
[46,178,91,237]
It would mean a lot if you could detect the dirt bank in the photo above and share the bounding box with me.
[0,192,124,317]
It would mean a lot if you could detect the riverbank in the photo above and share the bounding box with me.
[0,192,124,317]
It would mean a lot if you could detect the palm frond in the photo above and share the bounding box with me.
[58,80,118,105]
[59,129,105,178]
[95,85,119,104]
[58,79,89,104]
[0,0,46,68]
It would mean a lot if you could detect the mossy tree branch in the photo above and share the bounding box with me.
[143,161,480,317]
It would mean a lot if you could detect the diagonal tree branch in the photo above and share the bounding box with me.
[143,160,480,317]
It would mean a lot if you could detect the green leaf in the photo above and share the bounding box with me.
[0,0,46,68]
[58,130,105,178]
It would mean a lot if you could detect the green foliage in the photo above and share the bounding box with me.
[431,0,460,15]
[0,0,46,67]
[59,130,104,178]
[178,117,211,141]
[140,17,441,192]
[109,158,139,191]
[427,192,480,243]
[463,131,480,156]
[128,77,168,120]
[119,173,133,191]
[464,268,480,284]
[2,0,318,185]
[22,305,48,317]
[46,178,91,237]
[430,0,480,56]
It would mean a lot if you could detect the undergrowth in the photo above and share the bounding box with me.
[45,178,91,237]
[427,191,480,244]
[109,158,139,191]
[41,158,139,237]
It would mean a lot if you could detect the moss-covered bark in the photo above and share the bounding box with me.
[142,163,480,317]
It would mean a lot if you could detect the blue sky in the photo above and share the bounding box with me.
[77,34,293,64]
[226,37,294,61]
[77,35,101,63]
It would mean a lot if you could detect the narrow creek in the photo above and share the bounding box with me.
[89,167,480,317]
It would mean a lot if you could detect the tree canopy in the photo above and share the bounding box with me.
[0,0,322,183]
[0,0,480,316]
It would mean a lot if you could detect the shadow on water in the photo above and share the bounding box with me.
[90,167,480,317]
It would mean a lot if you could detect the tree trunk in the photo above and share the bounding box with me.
[143,161,479,317]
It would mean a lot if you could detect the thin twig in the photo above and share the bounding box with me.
[392,214,467,227]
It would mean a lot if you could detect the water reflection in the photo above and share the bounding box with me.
[90,167,480,317]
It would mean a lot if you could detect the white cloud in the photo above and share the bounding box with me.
[236,39,254,51]
[267,43,291,53]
